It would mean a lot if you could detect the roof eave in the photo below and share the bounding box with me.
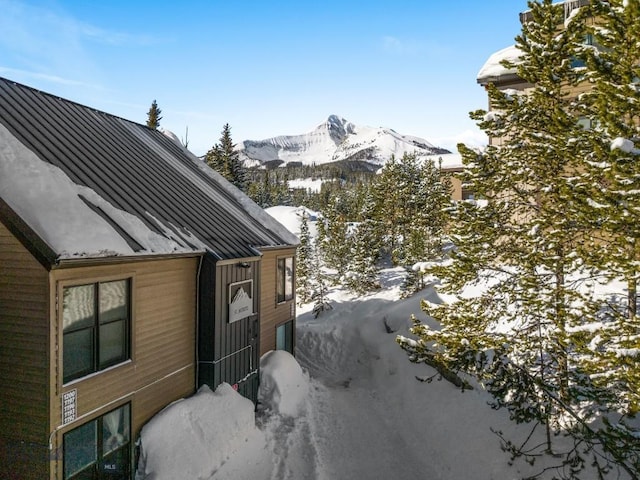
[52,250,205,269]
[0,196,58,270]
[477,72,523,87]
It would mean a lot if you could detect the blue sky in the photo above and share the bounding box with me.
[0,0,524,156]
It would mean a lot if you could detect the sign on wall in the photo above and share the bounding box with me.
[228,280,254,323]
[62,389,77,425]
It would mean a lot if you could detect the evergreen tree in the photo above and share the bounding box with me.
[369,152,451,268]
[369,155,403,262]
[345,218,381,295]
[205,124,248,192]
[319,194,352,281]
[310,259,332,319]
[571,0,640,471]
[399,1,638,476]
[577,0,640,321]
[146,100,162,130]
[296,210,314,305]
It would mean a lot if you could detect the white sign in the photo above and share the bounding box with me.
[229,280,254,323]
[62,389,77,425]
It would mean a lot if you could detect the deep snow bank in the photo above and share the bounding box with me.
[135,352,311,479]
[135,384,260,480]
[258,350,309,417]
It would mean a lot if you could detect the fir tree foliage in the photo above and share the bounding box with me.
[246,169,292,208]
[296,210,314,305]
[398,1,639,477]
[319,193,353,282]
[570,0,640,471]
[146,100,162,130]
[369,153,451,268]
[309,235,333,318]
[344,218,381,295]
[205,124,248,192]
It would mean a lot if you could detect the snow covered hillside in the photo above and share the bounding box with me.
[135,207,632,480]
[238,114,450,168]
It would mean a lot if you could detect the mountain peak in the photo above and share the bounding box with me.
[321,115,355,144]
[238,116,449,168]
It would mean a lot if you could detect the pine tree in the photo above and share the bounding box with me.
[369,155,403,263]
[570,0,640,471]
[319,194,352,281]
[146,100,162,130]
[296,210,314,305]
[345,218,381,295]
[311,270,332,319]
[398,1,638,476]
[368,152,451,270]
[205,124,248,192]
[310,236,332,318]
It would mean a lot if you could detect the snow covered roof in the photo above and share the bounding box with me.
[476,45,524,86]
[423,152,463,170]
[0,77,298,266]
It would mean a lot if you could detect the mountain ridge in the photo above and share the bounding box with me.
[238,115,450,168]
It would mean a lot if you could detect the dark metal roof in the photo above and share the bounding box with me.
[0,77,296,263]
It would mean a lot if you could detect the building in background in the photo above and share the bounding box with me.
[0,77,298,480]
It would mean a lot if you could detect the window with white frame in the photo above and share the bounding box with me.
[276,257,294,303]
[62,279,131,384]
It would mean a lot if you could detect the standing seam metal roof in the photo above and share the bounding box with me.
[0,77,294,261]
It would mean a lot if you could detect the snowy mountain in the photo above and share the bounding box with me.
[238,115,450,168]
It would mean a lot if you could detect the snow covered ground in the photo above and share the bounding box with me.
[135,207,631,480]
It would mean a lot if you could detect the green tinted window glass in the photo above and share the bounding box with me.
[99,320,126,367]
[64,420,97,479]
[63,329,94,383]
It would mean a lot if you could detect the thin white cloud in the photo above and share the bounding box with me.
[78,22,163,47]
[0,66,101,89]
[0,0,164,54]
[381,35,450,58]
[382,36,417,55]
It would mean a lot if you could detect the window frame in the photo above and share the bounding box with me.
[63,403,131,480]
[276,320,294,354]
[276,256,295,304]
[62,278,132,385]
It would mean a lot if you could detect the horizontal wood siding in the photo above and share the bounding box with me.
[0,221,50,480]
[442,169,463,202]
[49,256,199,480]
[259,248,297,357]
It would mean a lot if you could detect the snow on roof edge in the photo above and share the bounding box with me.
[477,45,523,83]
[0,123,200,260]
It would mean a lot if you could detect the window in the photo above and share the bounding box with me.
[570,34,595,69]
[276,320,294,354]
[276,257,294,303]
[64,404,130,480]
[63,280,130,384]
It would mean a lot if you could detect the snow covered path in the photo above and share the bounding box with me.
[142,279,620,480]
[304,375,437,480]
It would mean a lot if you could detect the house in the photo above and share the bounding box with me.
[464,0,600,208]
[424,153,475,202]
[476,0,595,118]
[0,77,298,479]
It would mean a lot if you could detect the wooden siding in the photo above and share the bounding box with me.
[259,248,297,357]
[198,257,261,402]
[442,168,463,202]
[0,222,50,479]
[48,256,199,480]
